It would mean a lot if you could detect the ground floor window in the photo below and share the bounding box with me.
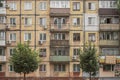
[103,64,114,71]
[54,64,66,72]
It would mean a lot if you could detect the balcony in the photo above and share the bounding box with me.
[50,56,70,62]
[100,24,120,31]
[99,40,119,46]
[50,40,69,47]
[0,40,5,46]
[0,56,6,62]
[50,24,70,32]
[0,23,7,30]
[50,8,70,16]
[99,9,119,15]
[99,56,116,64]
[0,8,6,14]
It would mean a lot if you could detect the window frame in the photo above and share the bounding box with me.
[24,2,32,10]
[73,33,80,41]
[39,64,46,72]
[9,33,16,41]
[24,33,31,41]
[73,2,80,11]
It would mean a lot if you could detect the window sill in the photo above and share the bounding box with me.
[24,9,32,11]
[9,10,17,11]
[24,25,32,27]
[73,10,80,11]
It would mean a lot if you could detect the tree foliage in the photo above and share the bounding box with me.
[10,43,39,80]
[117,0,120,10]
[79,43,99,80]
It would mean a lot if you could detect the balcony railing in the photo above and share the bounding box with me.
[0,56,6,62]
[50,24,70,31]
[99,40,119,46]
[50,8,70,16]
[50,56,70,62]
[50,40,69,47]
[100,24,120,31]
[0,23,7,30]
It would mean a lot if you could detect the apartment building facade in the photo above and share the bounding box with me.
[0,0,120,79]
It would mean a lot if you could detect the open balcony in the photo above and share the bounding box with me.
[99,9,119,15]
[50,40,69,47]
[50,8,70,16]
[99,40,119,46]
[50,56,70,62]
[100,24,120,31]
[50,24,70,32]
[0,23,7,30]
[0,56,6,62]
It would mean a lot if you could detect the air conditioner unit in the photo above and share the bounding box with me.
[39,40,43,45]
[6,40,11,45]
[72,56,77,60]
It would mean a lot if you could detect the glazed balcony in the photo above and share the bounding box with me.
[100,24,120,31]
[0,56,6,62]
[50,40,69,47]
[99,40,119,46]
[0,8,6,14]
[50,56,70,62]
[50,8,70,16]
[50,24,70,32]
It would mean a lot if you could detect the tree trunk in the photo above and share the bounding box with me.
[89,72,92,80]
[24,73,26,80]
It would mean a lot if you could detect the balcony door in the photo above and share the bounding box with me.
[54,18,65,29]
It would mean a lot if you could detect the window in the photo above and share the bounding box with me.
[100,16,119,24]
[54,64,66,71]
[0,32,5,40]
[24,33,31,41]
[39,64,46,71]
[24,2,32,10]
[39,48,46,57]
[88,17,95,25]
[50,1,70,8]
[103,64,114,71]
[40,2,47,10]
[24,18,32,26]
[9,2,17,10]
[73,2,80,11]
[73,64,80,72]
[73,33,80,41]
[54,49,66,56]
[99,1,117,8]
[54,33,65,40]
[10,18,16,26]
[100,32,118,40]
[9,33,16,41]
[73,48,79,56]
[9,65,14,72]
[0,16,6,23]
[40,18,46,27]
[9,48,14,56]
[73,18,80,26]
[88,33,96,42]
[0,65,2,71]
[0,48,5,56]
[40,33,46,41]
[88,3,95,10]
[54,18,66,28]
[102,48,119,56]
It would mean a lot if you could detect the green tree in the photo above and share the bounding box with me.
[10,43,39,80]
[117,0,120,10]
[79,43,99,80]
